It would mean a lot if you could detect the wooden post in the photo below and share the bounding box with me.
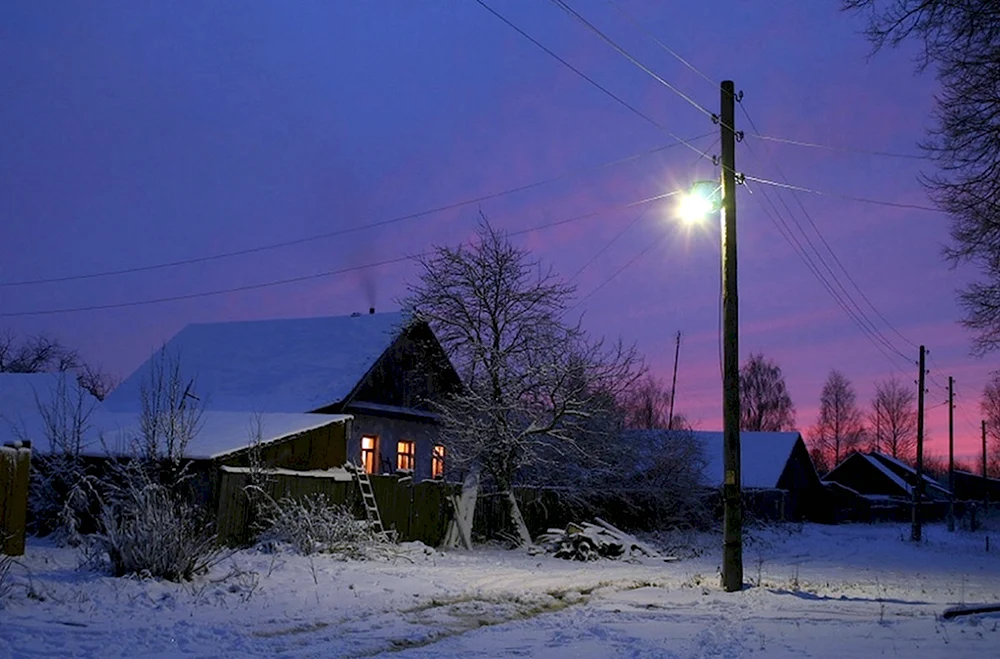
[948,376,955,532]
[911,345,925,542]
[720,79,743,592]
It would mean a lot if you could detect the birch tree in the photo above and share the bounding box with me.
[402,220,641,545]
[870,376,917,461]
[739,353,795,432]
[811,370,865,467]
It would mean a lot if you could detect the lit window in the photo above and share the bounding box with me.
[432,444,445,479]
[397,440,415,472]
[361,436,378,474]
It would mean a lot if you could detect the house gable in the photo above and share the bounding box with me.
[327,320,462,415]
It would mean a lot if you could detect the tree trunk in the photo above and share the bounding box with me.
[505,490,532,546]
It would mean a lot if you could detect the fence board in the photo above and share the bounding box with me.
[215,468,456,547]
[1,445,31,556]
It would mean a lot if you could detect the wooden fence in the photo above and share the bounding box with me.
[1,442,31,556]
[215,467,457,547]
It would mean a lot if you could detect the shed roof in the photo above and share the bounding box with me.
[92,411,352,460]
[104,311,409,414]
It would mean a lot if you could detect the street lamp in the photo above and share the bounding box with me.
[676,180,722,224]
[675,81,743,592]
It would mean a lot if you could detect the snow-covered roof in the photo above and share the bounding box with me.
[693,430,802,489]
[622,429,803,489]
[0,372,108,452]
[104,311,409,414]
[859,453,912,495]
[870,452,951,496]
[91,411,352,460]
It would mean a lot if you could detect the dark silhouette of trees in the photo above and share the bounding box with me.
[870,376,918,461]
[981,373,1000,477]
[812,370,866,467]
[843,1,1000,353]
[739,352,795,432]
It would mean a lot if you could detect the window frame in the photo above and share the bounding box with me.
[396,439,415,473]
[432,444,446,479]
[361,435,379,474]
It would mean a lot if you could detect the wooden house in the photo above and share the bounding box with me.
[622,429,824,521]
[103,310,461,482]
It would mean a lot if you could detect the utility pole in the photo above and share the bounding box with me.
[720,79,742,593]
[984,420,989,513]
[874,399,881,454]
[668,331,681,430]
[948,376,955,532]
[911,345,926,542]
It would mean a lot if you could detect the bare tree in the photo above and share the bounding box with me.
[842,1,1000,353]
[621,373,672,430]
[870,376,918,461]
[77,363,119,401]
[811,370,866,467]
[402,220,642,545]
[136,346,202,464]
[0,331,80,373]
[26,374,101,540]
[739,352,795,432]
[981,373,1000,477]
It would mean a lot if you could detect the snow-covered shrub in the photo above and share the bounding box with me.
[91,460,223,581]
[259,493,388,558]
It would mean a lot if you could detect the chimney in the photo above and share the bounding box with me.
[369,307,375,315]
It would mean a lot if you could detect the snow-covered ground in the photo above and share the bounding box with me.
[2,523,998,658]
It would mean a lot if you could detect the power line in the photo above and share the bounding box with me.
[548,0,714,119]
[739,138,913,365]
[0,188,687,318]
[605,0,716,86]
[741,175,913,376]
[568,230,670,312]
[739,103,921,353]
[473,0,712,160]
[747,133,930,161]
[1,132,713,288]
[743,175,940,213]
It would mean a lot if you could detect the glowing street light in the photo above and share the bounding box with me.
[676,180,722,224]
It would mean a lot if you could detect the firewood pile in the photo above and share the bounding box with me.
[533,517,676,562]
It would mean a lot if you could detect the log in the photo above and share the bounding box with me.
[942,603,1000,620]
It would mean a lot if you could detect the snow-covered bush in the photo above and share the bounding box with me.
[259,494,388,559]
[91,461,222,581]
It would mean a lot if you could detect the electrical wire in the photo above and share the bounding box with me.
[743,175,941,213]
[566,230,670,312]
[747,133,930,161]
[740,141,913,366]
[0,188,686,318]
[741,175,913,376]
[739,104,921,353]
[0,132,713,288]
[548,0,714,119]
[473,0,712,160]
[605,0,716,86]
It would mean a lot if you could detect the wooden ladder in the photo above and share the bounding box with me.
[347,463,390,542]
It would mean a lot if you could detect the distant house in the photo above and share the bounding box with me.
[622,429,823,520]
[823,452,951,502]
[104,311,462,482]
[953,470,1000,502]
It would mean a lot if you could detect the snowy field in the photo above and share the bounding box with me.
[2,523,999,658]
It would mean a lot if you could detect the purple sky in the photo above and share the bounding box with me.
[1,1,992,461]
